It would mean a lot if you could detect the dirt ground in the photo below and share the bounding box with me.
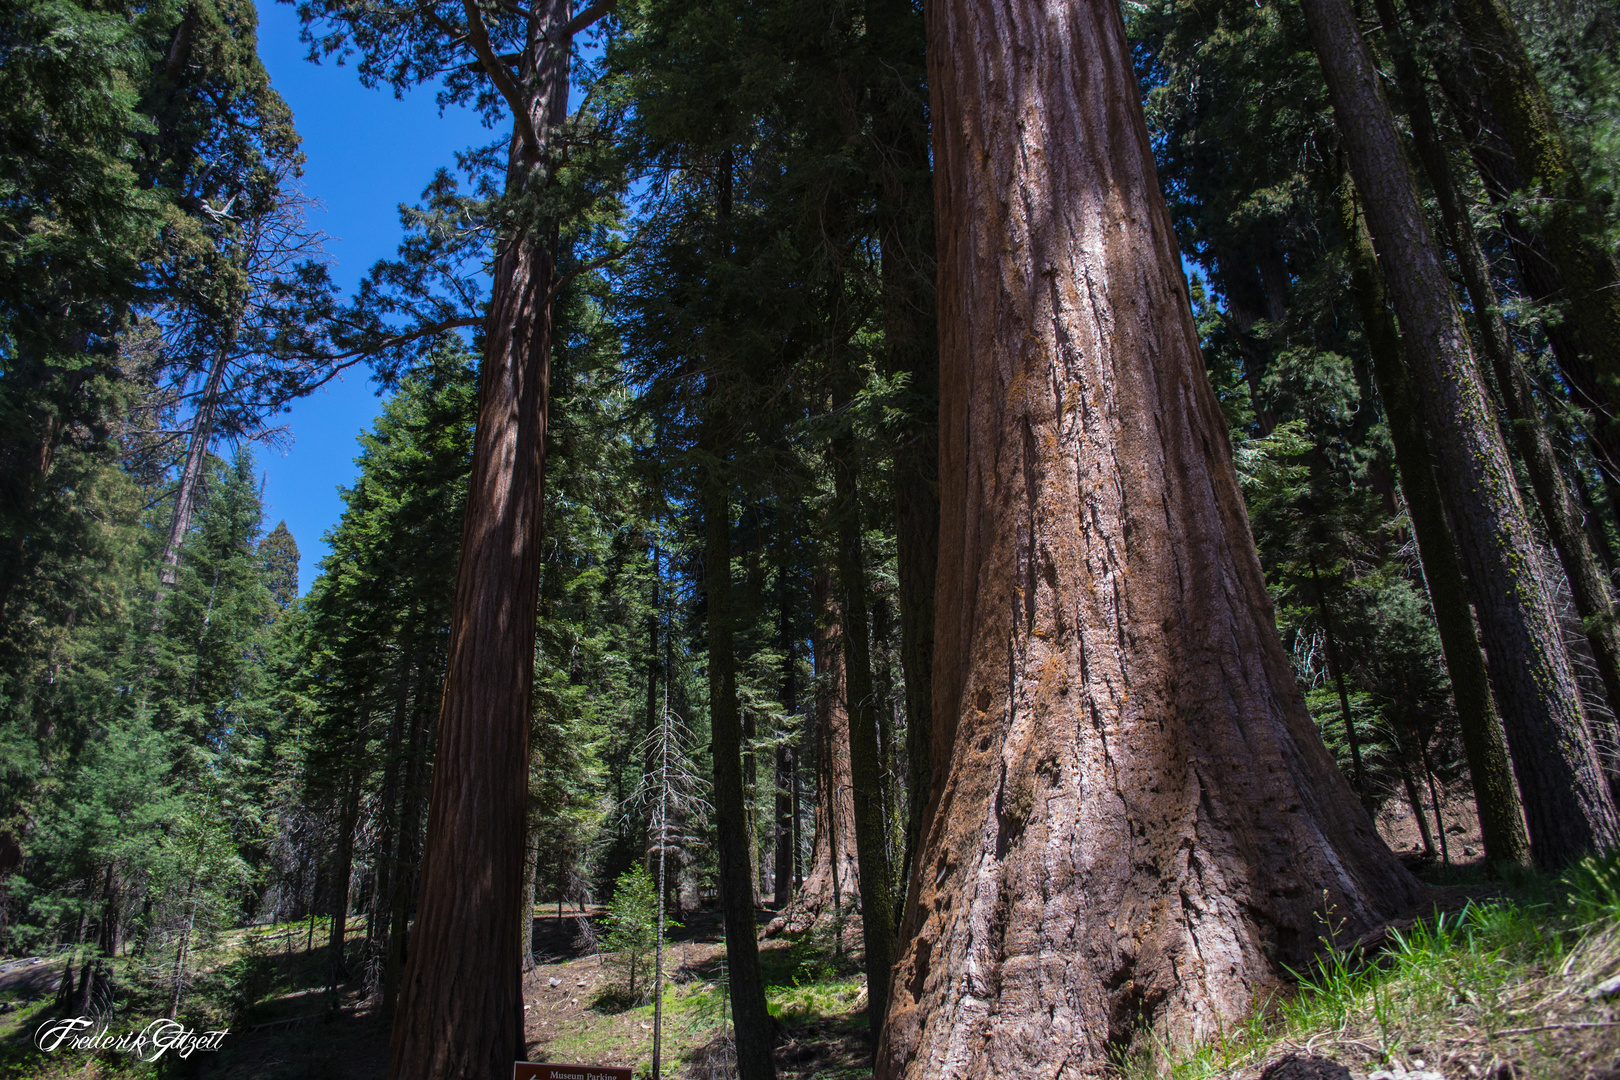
[1375,781,1487,868]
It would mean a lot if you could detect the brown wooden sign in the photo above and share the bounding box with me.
[514,1063,634,1080]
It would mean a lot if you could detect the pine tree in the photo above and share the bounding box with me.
[259,522,299,612]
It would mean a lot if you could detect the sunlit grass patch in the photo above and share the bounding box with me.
[1130,854,1620,1080]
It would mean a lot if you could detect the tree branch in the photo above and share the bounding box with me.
[557,0,616,42]
[459,0,543,159]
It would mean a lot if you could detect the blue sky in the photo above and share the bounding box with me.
[252,3,488,592]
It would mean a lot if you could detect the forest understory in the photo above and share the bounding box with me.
[4,812,1617,1080]
[8,0,1620,1071]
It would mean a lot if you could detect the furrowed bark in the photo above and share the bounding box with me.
[1333,172,1530,866]
[879,0,1422,1072]
[1375,0,1620,735]
[1444,0,1620,428]
[1302,0,1620,868]
[386,1,570,1074]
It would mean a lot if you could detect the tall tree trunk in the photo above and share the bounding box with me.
[768,573,861,937]
[880,1,1422,1071]
[1301,0,1620,866]
[383,666,434,1022]
[866,0,941,914]
[1333,169,1531,866]
[703,472,777,1080]
[1443,0,1620,423]
[328,763,364,987]
[1309,560,1366,791]
[369,651,417,964]
[830,423,898,1036]
[156,347,230,599]
[1396,746,1437,857]
[1424,28,1620,506]
[387,4,575,1075]
[520,814,539,973]
[775,553,800,908]
[1374,0,1620,736]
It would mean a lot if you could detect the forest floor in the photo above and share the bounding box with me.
[0,793,1615,1080]
[0,902,872,1080]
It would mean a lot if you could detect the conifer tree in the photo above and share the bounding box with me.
[1300,0,1620,864]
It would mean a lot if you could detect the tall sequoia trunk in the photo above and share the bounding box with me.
[386,2,577,1075]
[879,1,1423,1072]
[768,573,860,937]
[703,472,777,1080]
[1374,0,1620,732]
[1333,173,1531,866]
[830,423,898,1035]
[1443,0,1620,423]
[866,0,941,907]
[1301,0,1620,866]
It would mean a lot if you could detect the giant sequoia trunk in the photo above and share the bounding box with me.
[1300,0,1620,866]
[385,2,572,1076]
[878,2,1422,1073]
[768,574,861,937]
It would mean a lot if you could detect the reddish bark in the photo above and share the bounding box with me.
[878,0,1421,1073]
[768,574,860,938]
[385,2,572,1077]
